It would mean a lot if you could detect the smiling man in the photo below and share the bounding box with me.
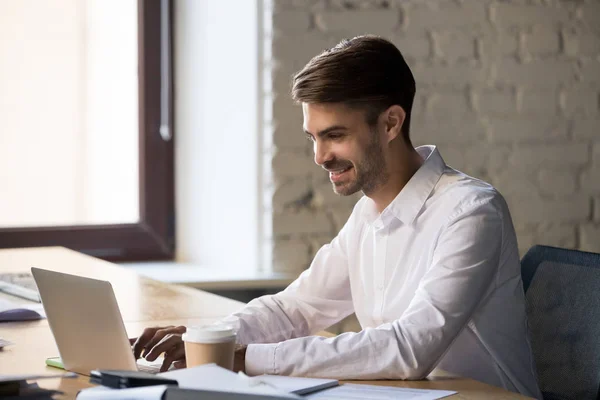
[132,35,541,399]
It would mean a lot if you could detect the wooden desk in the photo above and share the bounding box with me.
[0,247,531,399]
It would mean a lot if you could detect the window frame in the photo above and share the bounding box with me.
[0,0,175,262]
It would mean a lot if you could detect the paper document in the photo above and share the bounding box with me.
[78,385,300,400]
[306,383,456,400]
[77,384,169,400]
[78,365,304,400]
[257,374,338,395]
[78,365,455,400]
[159,364,299,398]
[0,297,46,322]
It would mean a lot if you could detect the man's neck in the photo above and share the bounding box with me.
[369,148,424,214]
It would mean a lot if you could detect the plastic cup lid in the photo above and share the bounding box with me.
[182,324,237,343]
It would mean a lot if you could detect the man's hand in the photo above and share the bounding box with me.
[130,325,187,372]
[233,344,247,373]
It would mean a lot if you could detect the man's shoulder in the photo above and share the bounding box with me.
[431,167,508,220]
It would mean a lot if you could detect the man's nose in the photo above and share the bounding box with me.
[313,140,332,166]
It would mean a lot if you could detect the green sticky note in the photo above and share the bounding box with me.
[45,356,64,370]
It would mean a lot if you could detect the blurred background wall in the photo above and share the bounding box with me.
[262,0,600,274]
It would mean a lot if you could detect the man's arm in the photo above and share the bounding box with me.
[244,199,504,379]
[222,224,355,346]
[134,206,358,372]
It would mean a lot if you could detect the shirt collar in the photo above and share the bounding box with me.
[363,145,446,227]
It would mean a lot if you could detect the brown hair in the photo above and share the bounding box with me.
[292,35,416,142]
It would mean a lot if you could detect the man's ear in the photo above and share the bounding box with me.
[384,105,406,143]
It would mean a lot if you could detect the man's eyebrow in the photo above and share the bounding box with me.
[303,125,348,138]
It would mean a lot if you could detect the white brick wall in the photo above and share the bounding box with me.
[262,0,600,276]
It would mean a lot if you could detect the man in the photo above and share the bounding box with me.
[132,35,541,398]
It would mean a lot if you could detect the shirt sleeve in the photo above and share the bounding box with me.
[220,216,356,347]
[245,198,504,379]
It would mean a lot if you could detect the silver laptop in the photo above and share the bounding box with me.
[31,267,164,375]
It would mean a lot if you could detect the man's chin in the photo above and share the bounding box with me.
[332,181,361,196]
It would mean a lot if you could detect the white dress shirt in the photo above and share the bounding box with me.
[224,146,541,399]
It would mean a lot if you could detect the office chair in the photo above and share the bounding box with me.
[521,245,600,400]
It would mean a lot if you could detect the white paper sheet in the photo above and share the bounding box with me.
[306,383,456,400]
[159,364,299,398]
[76,384,169,400]
[77,365,302,400]
[257,374,339,395]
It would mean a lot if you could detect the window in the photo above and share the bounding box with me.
[0,0,174,261]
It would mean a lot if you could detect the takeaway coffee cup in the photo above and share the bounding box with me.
[182,324,237,370]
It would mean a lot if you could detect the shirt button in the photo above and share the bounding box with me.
[378,284,384,290]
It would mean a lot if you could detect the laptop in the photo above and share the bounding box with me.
[31,267,165,375]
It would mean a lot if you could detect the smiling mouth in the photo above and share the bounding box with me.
[329,166,352,176]
[328,166,353,184]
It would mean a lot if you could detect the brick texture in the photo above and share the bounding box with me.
[562,86,599,117]
[507,195,590,224]
[476,89,516,115]
[580,60,600,84]
[407,3,487,31]
[581,143,600,194]
[536,224,577,250]
[538,170,577,196]
[273,210,332,236]
[564,32,600,57]
[520,89,559,115]
[272,238,311,273]
[580,224,600,254]
[495,59,576,87]
[272,10,312,35]
[488,118,569,142]
[573,118,600,139]
[432,30,477,63]
[524,27,560,56]
[264,0,600,274]
[490,3,571,28]
[316,10,400,35]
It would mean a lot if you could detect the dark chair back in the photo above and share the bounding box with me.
[521,245,600,400]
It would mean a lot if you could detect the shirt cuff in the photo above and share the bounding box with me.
[245,343,279,376]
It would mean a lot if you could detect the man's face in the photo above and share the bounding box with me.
[303,103,388,196]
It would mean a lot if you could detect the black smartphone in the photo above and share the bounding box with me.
[89,370,179,389]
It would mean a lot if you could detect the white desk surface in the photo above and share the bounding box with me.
[120,261,297,291]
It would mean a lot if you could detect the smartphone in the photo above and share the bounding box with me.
[90,369,178,388]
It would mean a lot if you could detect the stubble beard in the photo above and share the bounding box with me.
[332,131,388,197]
